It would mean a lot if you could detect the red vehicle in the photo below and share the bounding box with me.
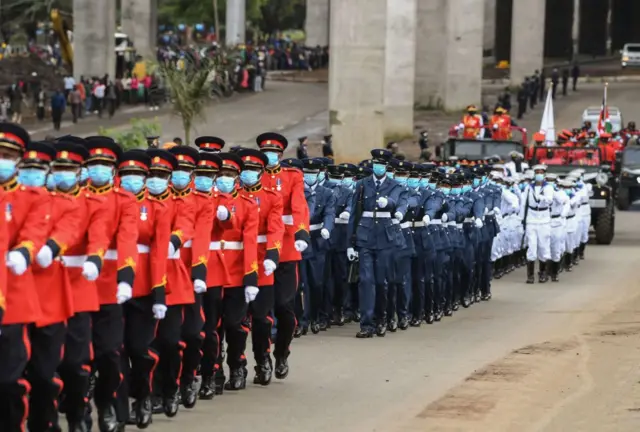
[448,125,529,147]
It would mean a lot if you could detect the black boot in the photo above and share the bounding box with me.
[398,316,410,330]
[493,260,502,279]
[224,367,247,391]
[565,253,573,272]
[133,397,153,429]
[538,261,548,283]
[526,261,535,284]
[572,250,579,266]
[376,322,387,336]
[198,375,215,400]
[253,357,273,386]
[310,321,320,334]
[214,368,226,395]
[97,404,119,432]
[293,325,302,338]
[275,356,289,379]
[163,390,180,418]
[388,319,398,332]
[579,243,586,260]
[551,261,559,282]
[180,382,198,409]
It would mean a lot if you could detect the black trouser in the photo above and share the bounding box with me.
[250,285,275,364]
[27,322,66,432]
[273,261,299,360]
[116,295,158,421]
[223,287,249,370]
[517,101,526,119]
[181,295,205,389]
[52,107,62,130]
[59,312,92,426]
[91,304,124,412]
[572,76,578,91]
[0,324,31,432]
[330,250,349,316]
[201,287,223,379]
[36,106,45,120]
[71,103,79,122]
[153,304,183,398]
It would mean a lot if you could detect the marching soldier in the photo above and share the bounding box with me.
[236,148,284,386]
[546,173,569,282]
[257,133,309,378]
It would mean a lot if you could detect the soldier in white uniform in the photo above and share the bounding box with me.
[568,169,591,264]
[519,165,555,284]
[491,173,519,278]
[559,178,581,272]
[504,151,529,178]
[545,173,570,281]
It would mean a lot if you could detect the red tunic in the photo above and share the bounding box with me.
[239,184,284,287]
[261,166,309,263]
[221,189,259,288]
[166,188,196,306]
[0,189,7,325]
[91,185,140,305]
[462,114,482,139]
[3,180,51,325]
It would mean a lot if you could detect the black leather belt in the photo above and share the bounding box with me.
[551,214,561,219]
[529,207,548,211]
[567,215,575,219]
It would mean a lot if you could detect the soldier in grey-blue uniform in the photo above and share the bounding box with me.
[347,149,406,338]
[460,169,485,307]
[432,172,457,318]
[477,164,502,301]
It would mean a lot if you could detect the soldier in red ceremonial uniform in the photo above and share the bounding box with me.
[257,132,310,380]
[195,135,226,154]
[190,152,237,399]
[83,136,139,432]
[0,124,52,432]
[213,152,258,391]
[47,139,113,432]
[151,145,199,417]
[27,141,87,432]
[237,149,284,386]
[457,105,484,139]
[115,149,173,428]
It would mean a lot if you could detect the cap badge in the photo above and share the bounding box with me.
[96,149,103,155]
[60,151,69,159]
[154,156,160,163]
[129,160,135,166]
[29,151,36,158]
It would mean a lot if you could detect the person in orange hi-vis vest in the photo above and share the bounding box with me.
[457,105,484,139]
[82,136,139,432]
[213,152,259,392]
[0,123,52,432]
[257,132,310,381]
[236,148,284,386]
[190,151,237,399]
[597,133,617,164]
[150,145,198,416]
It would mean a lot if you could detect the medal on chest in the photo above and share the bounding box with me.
[255,197,261,212]
[140,205,148,221]
[5,202,11,222]
[231,205,236,215]
[276,178,282,191]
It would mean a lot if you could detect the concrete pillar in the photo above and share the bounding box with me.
[121,0,157,59]
[305,0,330,46]
[226,0,246,46]
[383,0,417,138]
[510,0,545,84]
[415,0,446,109]
[572,0,580,59]
[483,0,496,56]
[73,0,116,79]
[329,0,387,162]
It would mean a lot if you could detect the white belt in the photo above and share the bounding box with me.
[183,239,192,248]
[362,211,391,218]
[334,218,348,224]
[103,244,149,261]
[464,217,474,223]
[431,219,442,225]
[487,210,495,216]
[400,221,412,229]
[257,235,267,243]
[413,221,426,228]
[446,221,456,227]
[282,214,294,225]
[209,241,244,250]
[456,223,463,229]
[61,255,86,268]
[392,219,399,225]
[309,223,323,231]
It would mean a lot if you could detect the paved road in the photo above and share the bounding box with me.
[133,82,640,432]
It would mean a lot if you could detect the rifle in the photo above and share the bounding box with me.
[520,185,530,249]
[347,182,365,284]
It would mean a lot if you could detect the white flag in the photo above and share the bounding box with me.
[539,86,555,146]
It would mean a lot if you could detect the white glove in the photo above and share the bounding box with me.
[152,304,167,320]
[168,242,176,258]
[493,124,499,129]
[347,247,358,261]
[394,211,403,221]
[442,213,448,223]
[194,279,207,294]
[36,245,53,268]
[6,251,27,276]
[82,261,99,281]
[339,211,350,220]
[116,282,133,304]
[475,217,484,228]
[493,207,501,216]
[376,197,388,208]
[320,228,330,240]
[294,240,308,252]
[263,259,276,276]
[422,215,431,225]
[216,205,229,221]
[244,286,259,303]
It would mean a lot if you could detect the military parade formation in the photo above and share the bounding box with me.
[0,123,594,432]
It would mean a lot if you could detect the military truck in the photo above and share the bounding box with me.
[616,146,640,210]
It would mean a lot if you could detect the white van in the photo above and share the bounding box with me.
[621,43,640,68]
[581,106,623,133]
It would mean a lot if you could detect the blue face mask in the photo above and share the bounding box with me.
[440,187,451,195]
[53,171,78,190]
[46,174,56,191]
[80,167,89,183]
[240,170,260,186]
[171,170,191,189]
[0,158,17,182]
[428,182,437,190]
[146,177,169,195]
[565,189,574,197]
[342,177,355,188]
[395,176,408,185]
[462,185,472,193]
[451,187,461,195]
[386,171,394,179]
[215,176,236,193]
[121,174,145,195]
[318,172,326,183]
[481,176,487,184]
[372,163,386,177]
[407,178,420,189]
[303,173,317,186]
[194,175,214,192]
[419,178,429,189]
[264,151,280,167]
[88,164,113,186]
[326,177,340,185]
[473,178,480,187]
[534,174,544,182]
[519,183,526,191]
[18,168,47,188]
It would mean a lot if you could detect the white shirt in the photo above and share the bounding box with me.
[519,183,554,224]
[94,84,105,98]
[64,76,76,90]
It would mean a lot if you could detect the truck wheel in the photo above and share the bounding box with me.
[616,187,630,210]
[595,205,615,245]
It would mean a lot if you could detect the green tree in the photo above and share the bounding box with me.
[99,118,162,151]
